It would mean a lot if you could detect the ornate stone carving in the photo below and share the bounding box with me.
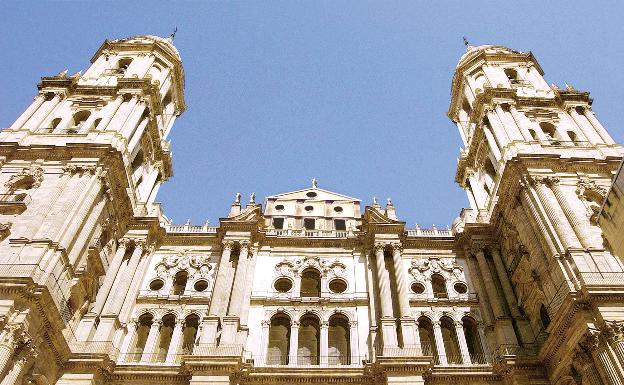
[576,179,607,200]
[408,257,465,283]
[5,166,44,190]
[155,252,213,280]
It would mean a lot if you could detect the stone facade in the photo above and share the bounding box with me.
[599,159,624,259]
[0,37,622,385]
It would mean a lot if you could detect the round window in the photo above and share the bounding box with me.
[275,204,285,211]
[149,279,164,291]
[329,279,348,293]
[333,206,343,213]
[411,282,425,294]
[304,205,314,212]
[454,282,468,294]
[194,280,209,292]
[306,192,317,198]
[274,277,293,293]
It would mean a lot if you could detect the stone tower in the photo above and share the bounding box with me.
[0,35,185,382]
[449,45,624,384]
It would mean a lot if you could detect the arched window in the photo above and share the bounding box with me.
[267,313,290,365]
[567,131,578,144]
[462,316,485,363]
[539,304,551,329]
[417,316,436,360]
[50,117,62,130]
[298,314,320,365]
[300,268,321,297]
[504,68,519,84]
[440,316,462,364]
[539,122,558,143]
[69,110,91,131]
[172,270,188,295]
[156,314,176,362]
[473,73,487,93]
[181,314,200,354]
[528,128,538,140]
[130,313,153,362]
[431,274,448,298]
[116,58,133,75]
[93,118,102,130]
[483,158,497,193]
[328,314,350,365]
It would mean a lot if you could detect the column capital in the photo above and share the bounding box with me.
[349,320,358,327]
[455,320,464,328]
[572,347,594,371]
[222,240,235,251]
[320,321,329,329]
[118,237,131,248]
[391,243,403,253]
[151,319,163,328]
[373,242,386,253]
[602,321,624,343]
[261,320,270,328]
[133,238,147,250]
[290,320,300,328]
[579,329,601,353]
[469,243,486,256]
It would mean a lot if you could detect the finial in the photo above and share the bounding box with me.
[170,26,178,41]
[235,192,241,204]
[249,192,256,204]
[58,69,68,78]
[373,196,378,205]
[312,178,318,189]
[204,219,210,226]
[185,218,191,226]
[387,198,393,206]
[463,36,469,47]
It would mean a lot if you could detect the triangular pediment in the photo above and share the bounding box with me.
[266,187,360,202]
[222,205,263,223]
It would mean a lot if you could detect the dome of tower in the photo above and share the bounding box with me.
[456,45,522,69]
[111,35,181,61]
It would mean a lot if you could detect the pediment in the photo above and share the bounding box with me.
[222,205,263,223]
[364,206,401,224]
[266,187,360,202]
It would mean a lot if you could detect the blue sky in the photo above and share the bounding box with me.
[1,1,623,228]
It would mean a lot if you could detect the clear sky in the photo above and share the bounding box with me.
[1,1,623,228]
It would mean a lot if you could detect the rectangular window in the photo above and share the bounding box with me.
[334,219,346,231]
[304,218,315,230]
[273,218,284,229]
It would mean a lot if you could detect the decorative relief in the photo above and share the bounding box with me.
[155,252,213,280]
[5,166,44,190]
[408,257,465,283]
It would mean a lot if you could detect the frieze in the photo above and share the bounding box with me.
[155,252,213,280]
[5,165,44,190]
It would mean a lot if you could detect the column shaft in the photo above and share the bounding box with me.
[474,249,505,318]
[584,109,615,144]
[104,243,144,315]
[119,322,137,362]
[455,323,472,364]
[289,323,299,366]
[10,94,46,129]
[483,125,501,161]
[550,180,593,248]
[533,178,581,249]
[374,246,394,318]
[141,322,161,362]
[97,96,124,130]
[26,94,61,130]
[508,105,533,141]
[349,323,359,365]
[227,243,250,317]
[433,323,447,365]
[569,108,602,144]
[91,241,127,315]
[208,243,234,317]
[320,323,329,365]
[391,246,411,318]
[166,321,184,363]
[490,247,521,318]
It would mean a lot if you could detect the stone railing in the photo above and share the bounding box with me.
[249,354,367,367]
[405,227,453,237]
[165,224,218,234]
[265,229,354,238]
[578,272,624,287]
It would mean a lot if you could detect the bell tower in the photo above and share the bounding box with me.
[5,35,186,208]
[449,45,624,384]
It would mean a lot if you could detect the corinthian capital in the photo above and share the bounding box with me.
[579,329,601,353]
[373,242,386,253]
[391,243,403,253]
[222,241,235,251]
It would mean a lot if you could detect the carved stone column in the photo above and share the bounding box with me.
[455,320,472,365]
[488,246,521,318]
[518,182,559,257]
[472,246,505,318]
[208,241,235,317]
[260,320,270,363]
[485,108,510,146]
[166,319,184,363]
[106,240,145,315]
[374,243,398,348]
[0,342,37,385]
[27,92,62,130]
[91,238,129,316]
[320,321,329,365]
[228,241,251,317]
[546,177,594,249]
[531,176,582,250]
[508,104,533,141]
[604,321,624,365]
[10,94,46,130]
[0,325,21,375]
[583,108,615,144]
[569,107,602,144]
[432,320,447,365]
[119,319,137,363]
[96,95,124,131]
[289,321,299,366]
[581,329,624,385]
[482,125,501,161]
[391,244,411,318]
[573,348,604,385]
[349,321,359,365]
[141,319,162,363]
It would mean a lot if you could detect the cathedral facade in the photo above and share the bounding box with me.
[0,35,622,385]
